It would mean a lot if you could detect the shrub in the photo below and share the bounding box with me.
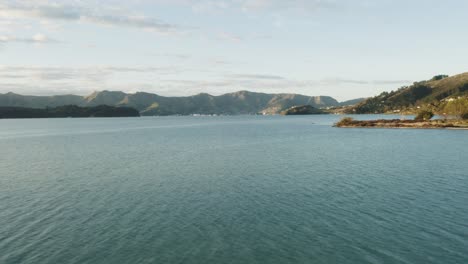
[414,110,434,121]
[461,112,468,120]
[431,75,449,81]
[335,117,355,126]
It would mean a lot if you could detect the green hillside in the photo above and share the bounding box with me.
[348,73,468,115]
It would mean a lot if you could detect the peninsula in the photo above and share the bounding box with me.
[334,117,468,129]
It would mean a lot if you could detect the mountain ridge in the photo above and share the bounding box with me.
[0,90,363,116]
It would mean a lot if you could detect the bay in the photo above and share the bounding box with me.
[1,115,467,264]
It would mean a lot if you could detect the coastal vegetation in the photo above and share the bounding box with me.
[0,105,140,119]
[414,110,434,121]
[441,97,468,119]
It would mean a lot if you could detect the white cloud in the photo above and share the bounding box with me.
[32,33,47,42]
[155,0,335,13]
[217,31,242,42]
[0,1,178,33]
[229,74,285,80]
[0,33,58,43]
[0,65,195,95]
[0,65,411,100]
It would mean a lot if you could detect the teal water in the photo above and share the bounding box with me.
[0,115,467,264]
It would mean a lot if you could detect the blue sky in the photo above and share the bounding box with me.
[1,0,467,100]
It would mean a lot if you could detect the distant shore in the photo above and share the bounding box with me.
[334,118,468,129]
[0,105,140,119]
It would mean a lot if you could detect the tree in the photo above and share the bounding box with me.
[335,117,355,126]
[414,110,434,121]
[431,75,449,81]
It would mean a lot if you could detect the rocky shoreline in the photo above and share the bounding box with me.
[334,118,468,129]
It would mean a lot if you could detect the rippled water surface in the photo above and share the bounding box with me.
[1,115,467,264]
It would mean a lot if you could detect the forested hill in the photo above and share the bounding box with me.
[348,73,468,114]
[0,90,359,116]
[0,105,140,119]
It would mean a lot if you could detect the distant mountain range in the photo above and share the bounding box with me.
[347,72,468,114]
[0,90,364,116]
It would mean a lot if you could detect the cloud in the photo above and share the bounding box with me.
[163,75,412,98]
[217,31,242,42]
[0,64,413,100]
[0,65,195,95]
[0,2,178,33]
[229,74,285,80]
[372,80,411,85]
[0,73,25,79]
[158,0,335,14]
[0,33,58,43]
[0,65,278,96]
[319,78,411,86]
[0,65,184,79]
[246,0,335,12]
[150,53,191,59]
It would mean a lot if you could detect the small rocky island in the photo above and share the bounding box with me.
[281,105,323,115]
[0,105,140,119]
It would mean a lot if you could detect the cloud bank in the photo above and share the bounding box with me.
[0,65,412,100]
[0,1,178,32]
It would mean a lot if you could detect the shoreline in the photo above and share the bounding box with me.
[337,125,468,130]
[334,118,468,130]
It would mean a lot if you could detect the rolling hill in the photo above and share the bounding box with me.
[348,73,468,114]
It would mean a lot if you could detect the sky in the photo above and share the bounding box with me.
[1,0,467,101]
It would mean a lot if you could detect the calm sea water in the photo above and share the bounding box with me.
[0,115,467,264]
